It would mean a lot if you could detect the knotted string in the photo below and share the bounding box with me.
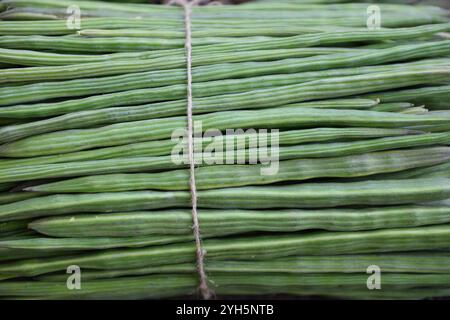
[166,0,217,300]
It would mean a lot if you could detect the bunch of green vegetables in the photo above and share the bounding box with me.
[0,0,449,300]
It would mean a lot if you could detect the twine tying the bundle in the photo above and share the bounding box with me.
[166,0,218,300]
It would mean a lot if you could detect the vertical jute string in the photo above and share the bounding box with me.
[166,0,216,300]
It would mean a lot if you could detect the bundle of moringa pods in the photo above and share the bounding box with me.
[0,0,449,300]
